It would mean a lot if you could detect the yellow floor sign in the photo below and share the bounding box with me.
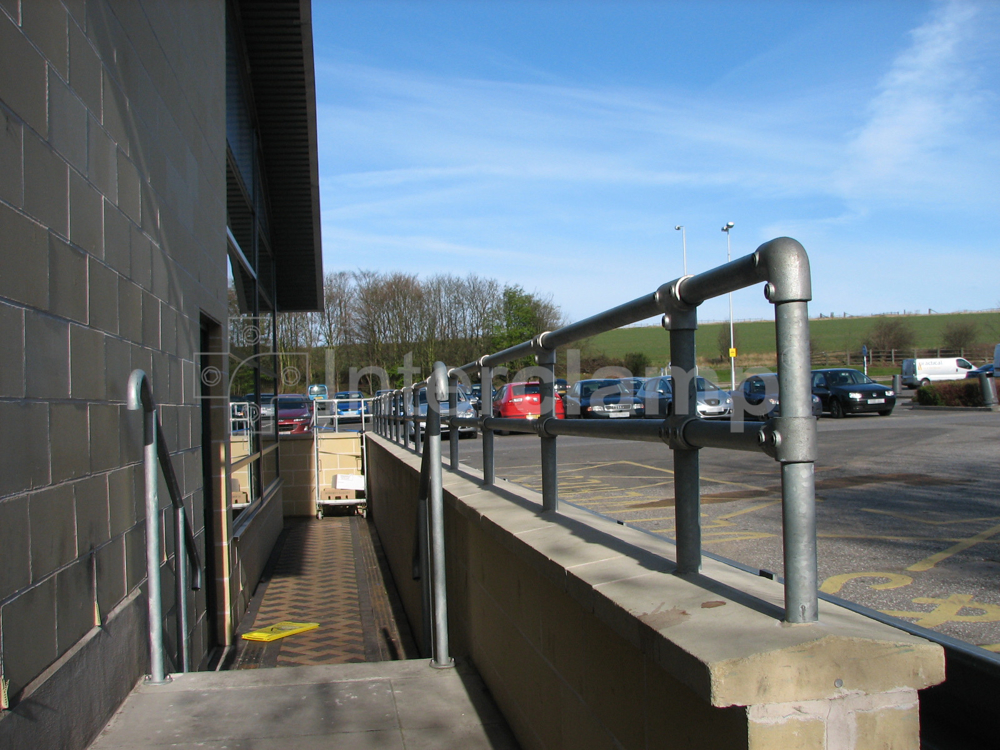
[242,622,320,642]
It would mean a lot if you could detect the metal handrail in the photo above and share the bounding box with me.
[127,370,203,684]
[373,237,818,623]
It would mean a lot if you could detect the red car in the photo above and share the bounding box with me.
[492,382,566,421]
[276,394,314,433]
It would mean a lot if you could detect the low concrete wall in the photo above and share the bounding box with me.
[367,435,945,750]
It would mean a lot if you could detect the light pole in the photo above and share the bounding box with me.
[722,221,735,389]
[674,225,687,276]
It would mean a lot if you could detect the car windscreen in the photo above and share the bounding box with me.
[580,381,627,397]
[826,371,873,386]
[277,397,309,409]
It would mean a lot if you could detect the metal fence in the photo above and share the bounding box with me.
[374,237,819,624]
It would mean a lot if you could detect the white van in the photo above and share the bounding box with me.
[900,357,976,388]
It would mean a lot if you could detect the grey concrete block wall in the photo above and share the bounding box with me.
[0,1,226,740]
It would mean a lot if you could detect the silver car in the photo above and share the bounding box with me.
[637,376,733,419]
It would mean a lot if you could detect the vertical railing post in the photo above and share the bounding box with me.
[537,346,558,512]
[774,299,818,623]
[127,370,169,685]
[448,372,459,469]
[174,504,190,672]
[413,388,423,456]
[427,363,453,668]
[481,364,494,485]
[667,311,701,574]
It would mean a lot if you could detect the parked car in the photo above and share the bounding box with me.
[416,387,478,437]
[900,357,976,388]
[333,391,367,422]
[636,376,733,419]
[565,379,643,419]
[965,363,994,378]
[619,377,647,395]
[307,384,328,400]
[554,378,568,397]
[811,369,895,418]
[276,394,313,433]
[736,373,823,421]
[493,382,566,422]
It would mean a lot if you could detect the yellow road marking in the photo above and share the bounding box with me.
[906,523,1000,572]
[882,594,1000,628]
[703,531,775,541]
[820,572,913,595]
[863,509,1000,527]
[983,644,1000,653]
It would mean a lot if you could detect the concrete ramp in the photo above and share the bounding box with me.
[88,659,518,749]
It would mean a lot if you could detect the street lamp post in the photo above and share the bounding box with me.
[722,222,735,389]
[674,225,687,276]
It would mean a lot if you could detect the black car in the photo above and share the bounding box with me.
[737,373,823,421]
[810,369,895,418]
[636,376,673,417]
[565,379,643,418]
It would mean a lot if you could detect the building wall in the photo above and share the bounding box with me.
[0,0,226,743]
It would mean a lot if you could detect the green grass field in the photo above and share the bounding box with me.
[584,311,1000,370]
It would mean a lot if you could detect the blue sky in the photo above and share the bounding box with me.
[311,1,1000,325]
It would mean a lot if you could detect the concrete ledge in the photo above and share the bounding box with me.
[908,403,999,412]
[369,435,945,749]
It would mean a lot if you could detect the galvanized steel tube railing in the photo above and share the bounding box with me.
[374,237,817,623]
[127,369,203,682]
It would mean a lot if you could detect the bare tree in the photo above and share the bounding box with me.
[865,317,915,353]
[941,320,979,351]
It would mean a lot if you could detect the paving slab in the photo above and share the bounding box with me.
[88,659,519,749]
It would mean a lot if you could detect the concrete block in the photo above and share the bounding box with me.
[118,278,142,343]
[0,201,49,309]
[141,289,160,349]
[854,705,920,750]
[24,129,69,237]
[54,210,90,322]
[0,575,58,698]
[56,556,95,656]
[48,68,87,172]
[69,21,101,115]
[0,495,31,600]
[50,401,91,482]
[25,309,70,399]
[87,256,119,334]
[140,178,159,236]
[75,474,110,553]
[103,199,131,275]
[124,523,146,592]
[0,301,25,397]
[748,716,825,750]
[108,466,136,537]
[70,323,107,400]
[104,334,132,402]
[117,152,141,223]
[0,402,50,496]
[96,536,126,621]
[102,71,129,155]
[0,11,47,134]
[88,114,118,203]
[0,104,23,208]
[89,402,121,473]
[29,483,77,579]
[22,0,68,78]
[130,223,152,287]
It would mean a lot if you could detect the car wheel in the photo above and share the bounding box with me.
[830,399,845,419]
[878,409,893,417]
[920,379,930,388]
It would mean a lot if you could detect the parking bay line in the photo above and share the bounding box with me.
[905,523,1000,573]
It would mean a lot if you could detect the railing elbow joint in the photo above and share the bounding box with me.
[755,237,812,304]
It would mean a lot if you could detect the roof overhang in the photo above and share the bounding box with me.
[237,0,323,312]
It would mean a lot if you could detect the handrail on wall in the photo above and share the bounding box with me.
[373,237,818,624]
[127,369,203,684]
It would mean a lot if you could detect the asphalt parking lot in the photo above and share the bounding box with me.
[455,400,1000,652]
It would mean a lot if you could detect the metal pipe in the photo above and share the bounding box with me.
[482,340,534,369]
[427,362,453,667]
[683,419,769,453]
[481,365,495,485]
[448,374,459,469]
[482,417,538,434]
[413,389,422,456]
[174,504,190,672]
[537,348,558,512]
[414,430,432,656]
[128,370,168,684]
[539,292,662,351]
[669,313,701,575]
[781,462,817,623]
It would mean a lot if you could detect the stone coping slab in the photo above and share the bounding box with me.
[373,436,945,709]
